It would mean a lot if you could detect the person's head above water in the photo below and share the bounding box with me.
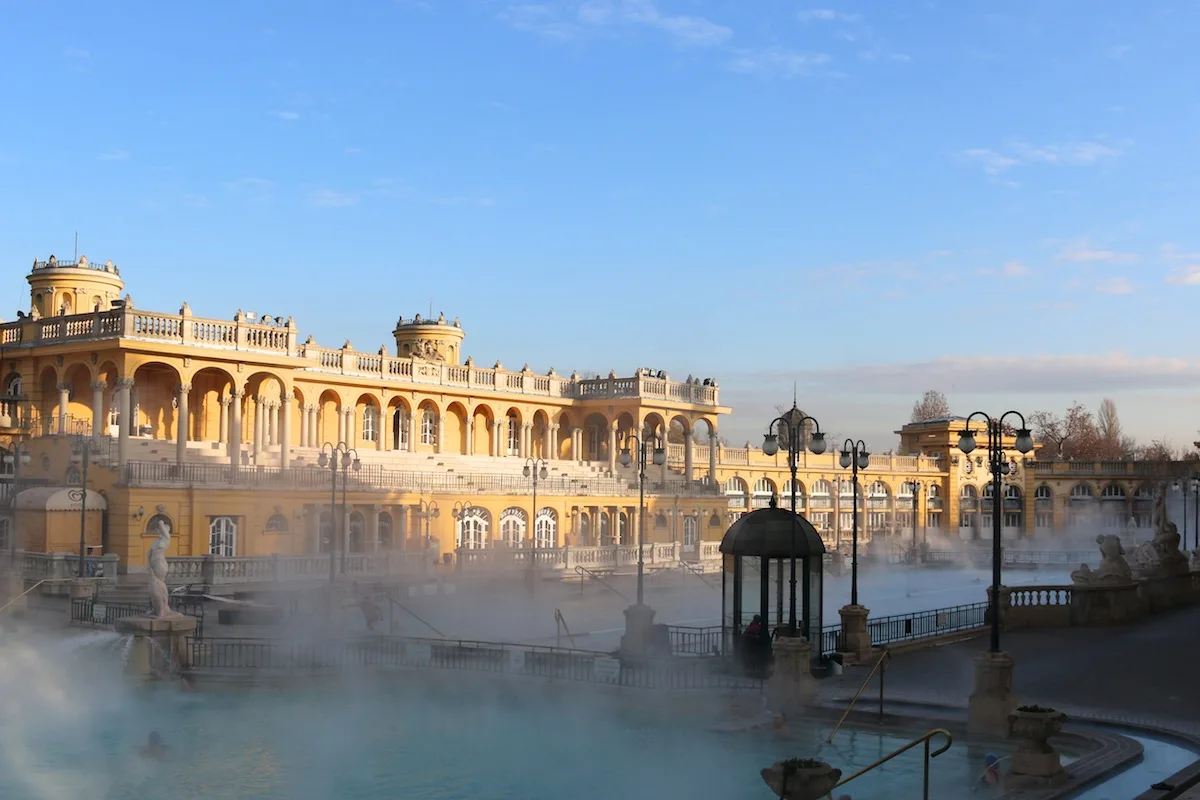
[984,753,999,767]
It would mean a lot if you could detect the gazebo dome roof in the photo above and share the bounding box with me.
[718,497,825,558]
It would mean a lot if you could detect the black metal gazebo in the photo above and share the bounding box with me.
[720,497,825,653]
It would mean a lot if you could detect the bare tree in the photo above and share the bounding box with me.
[1029,402,1101,460]
[1138,438,1180,461]
[1095,398,1137,458]
[910,390,951,423]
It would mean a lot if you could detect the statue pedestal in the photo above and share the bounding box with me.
[967,651,1017,737]
[765,636,817,715]
[114,615,197,678]
[619,603,656,659]
[837,604,873,665]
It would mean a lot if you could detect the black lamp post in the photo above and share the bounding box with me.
[3,444,30,565]
[70,432,100,578]
[452,500,475,551]
[619,432,665,606]
[523,457,548,550]
[318,441,361,583]
[907,480,921,557]
[761,404,827,635]
[839,438,870,607]
[416,499,440,552]
[956,413,1035,654]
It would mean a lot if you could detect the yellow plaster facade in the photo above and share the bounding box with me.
[0,256,1180,571]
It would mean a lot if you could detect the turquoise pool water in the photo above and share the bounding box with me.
[0,632,1028,800]
[1071,732,1200,800]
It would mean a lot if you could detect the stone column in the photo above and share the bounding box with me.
[344,407,354,446]
[464,417,474,455]
[608,421,618,474]
[117,378,133,466]
[493,420,502,457]
[91,380,106,441]
[573,429,582,463]
[967,651,1017,737]
[279,393,292,469]
[218,396,229,444]
[308,406,318,447]
[252,397,264,455]
[229,389,243,468]
[57,382,70,432]
[269,402,279,447]
[545,424,555,461]
[766,636,817,714]
[708,431,718,484]
[409,412,418,452]
[175,383,190,467]
[336,407,346,444]
[377,407,386,451]
[683,430,694,485]
[837,604,873,665]
[435,415,445,454]
[659,427,669,486]
[298,402,308,451]
[368,505,381,552]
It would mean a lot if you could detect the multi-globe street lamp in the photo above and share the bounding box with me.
[838,438,870,607]
[69,430,101,578]
[761,404,827,635]
[416,500,440,552]
[956,413,1035,654]
[619,432,665,606]
[317,441,361,583]
[906,479,922,557]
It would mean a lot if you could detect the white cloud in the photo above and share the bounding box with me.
[1095,277,1133,295]
[1166,266,1200,286]
[578,0,732,46]
[730,352,1200,395]
[1057,244,1137,264]
[1107,44,1132,58]
[1002,260,1029,277]
[1161,243,1200,262]
[728,47,831,77]
[797,9,861,23]
[309,189,358,208]
[222,177,275,203]
[270,110,301,121]
[961,140,1124,175]
[497,4,578,39]
[858,47,909,62]
[98,149,129,161]
[182,194,209,209]
[64,48,90,60]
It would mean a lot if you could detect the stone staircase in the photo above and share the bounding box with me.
[95,571,151,605]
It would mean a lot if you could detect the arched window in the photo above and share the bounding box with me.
[709,513,721,528]
[392,407,410,450]
[618,512,630,545]
[683,515,698,548]
[507,414,521,456]
[1101,484,1127,499]
[781,479,805,500]
[145,513,172,536]
[868,481,889,497]
[4,374,21,397]
[961,485,978,499]
[209,516,237,557]
[1035,485,1053,500]
[598,511,611,545]
[723,477,745,494]
[420,408,437,446]
[752,478,774,495]
[654,512,667,529]
[500,507,527,547]
[348,511,365,552]
[535,508,557,549]
[1004,485,1022,500]
[457,508,490,549]
[362,406,379,443]
[66,465,81,485]
[811,480,831,496]
[927,484,940,499]
[379,512,393,549]
[265,513,289,533]
[1070,484,1095,499]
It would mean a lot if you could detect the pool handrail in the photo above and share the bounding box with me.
[573,565,630,602]
[834,727,953,800]
[0,577,73,614]
[827,648,892,743]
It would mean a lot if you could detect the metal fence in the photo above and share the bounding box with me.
[188,635,762,691]
[70,597,205,638]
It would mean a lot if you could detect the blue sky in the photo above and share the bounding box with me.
[2,0,1198,451]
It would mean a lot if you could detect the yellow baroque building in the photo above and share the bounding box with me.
[0,255,1184,573]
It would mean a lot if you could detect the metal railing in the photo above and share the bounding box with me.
[827,649,891,742]
[186,635,764,691]
[666,625,728,656]
[833,728,953,800]
[124,460,718,498]
[70,597,205,638]
[573,565,630,601]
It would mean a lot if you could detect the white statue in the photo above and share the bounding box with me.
[1071,534,1133,586]
[1130,484,1191,579]
[147,518,181,619]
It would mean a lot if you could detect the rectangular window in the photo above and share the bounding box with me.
[925,511,941,530]
[1003,512,1022,528]
[1035,511,1053,529]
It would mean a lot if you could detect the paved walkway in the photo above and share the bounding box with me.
[819,603,1200,742]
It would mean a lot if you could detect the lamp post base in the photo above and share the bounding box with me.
[619,603,658,659]
[837,604,873,665]
[967,651,1017,737]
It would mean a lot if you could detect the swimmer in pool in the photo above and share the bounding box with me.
[139,731,167,761]
[771,713,788,735]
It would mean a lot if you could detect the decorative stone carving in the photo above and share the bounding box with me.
[760,759,842,800]
[1005,706,1068,789]
[1130,485,1191,579]
[410,339,445,361]
[146,518,182,620]
[1071,534,1134,586]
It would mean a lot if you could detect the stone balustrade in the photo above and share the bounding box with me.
[1027,460,1180,477]
[165,550,434,587]
[999,571,1200,630]
[1,550,120,592]
[0,306,719,406]
[455,540,721,574]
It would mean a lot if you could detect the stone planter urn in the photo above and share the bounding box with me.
[1009,706,1066,751]
[1006,706,1069,789]
[760,759,842,800]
